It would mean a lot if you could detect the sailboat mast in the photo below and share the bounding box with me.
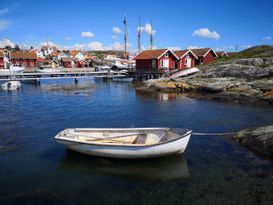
[138,15,141,53]
[46,34,49,47]
[123,16,128,60]
[150,19,153,50]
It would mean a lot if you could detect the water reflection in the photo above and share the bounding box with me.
[58,150,190,180]
[136,89,192,102]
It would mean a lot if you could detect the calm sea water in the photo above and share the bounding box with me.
[0,79,273,205]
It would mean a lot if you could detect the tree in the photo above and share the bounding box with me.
[4,45,12,51]
[14,44,20,51]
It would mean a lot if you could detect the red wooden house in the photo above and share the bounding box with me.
[174,50,198,69]
[11,51,38,67]
[0,52,4,68]
[191,48,218,65]
[61,57,76,68]
[133,49,179,73]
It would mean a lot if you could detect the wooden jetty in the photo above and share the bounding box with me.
[0,71,128,82]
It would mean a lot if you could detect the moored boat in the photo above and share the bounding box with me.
[0,65,25,75]
[1,80,21,91]
[112,76,133,82]
[37,65,62,73]
[55,128,192,158]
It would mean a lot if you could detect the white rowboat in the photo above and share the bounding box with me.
[55,128,191,158]
[1,80,21,91]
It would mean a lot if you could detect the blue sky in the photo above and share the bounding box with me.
[0,0,272,52]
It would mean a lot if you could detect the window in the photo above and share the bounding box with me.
[185,59,187,65]
[165,53,169,57]
[200,59,203,64]
[152,60,156,68]
[160,60,164,67]
[186,54,190,58]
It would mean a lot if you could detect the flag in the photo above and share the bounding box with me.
[123,17,127,24]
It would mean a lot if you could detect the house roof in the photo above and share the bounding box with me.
[191,48,218,58]
[11,51,38,59]
[216,51,228,57]
[51,51,61,57]
[61,57,74,62]
[70,50,81,57]
[133,49,179,60]
[174,49,198,59]
[41,45,57,50]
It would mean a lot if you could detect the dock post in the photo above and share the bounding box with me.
[74,78,78,84]
[35,79,40,86]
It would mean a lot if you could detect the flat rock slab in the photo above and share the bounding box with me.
[234,125,273,158]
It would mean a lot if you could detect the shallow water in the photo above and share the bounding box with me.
[0,79,273,205]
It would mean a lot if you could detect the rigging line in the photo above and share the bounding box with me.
[192,132,237,136]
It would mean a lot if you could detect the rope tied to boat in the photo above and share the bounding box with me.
[192,132,237,136]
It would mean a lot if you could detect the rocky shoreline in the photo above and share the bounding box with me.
[136,57,273,105]
[234,125,273,159]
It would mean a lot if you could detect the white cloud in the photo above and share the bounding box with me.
[0,20,11,31]
[167,46,181,51]
[187,45,201,49]
[262,36,272,41]
[105,42,124,51]
[144,23,156,35]
[20,44,32,50]
[112,35,117,39]
[113,26,123,34]
[86,41,104,50]
[65,37,71,40]
[0,38,15,48]
[137,26,144,33]
[81,31,95,38]
[192,28,220,40]
[0,8,9,16]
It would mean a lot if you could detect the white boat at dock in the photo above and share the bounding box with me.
[112,76,133,82]
[55,128,192,159]
[37,66,62,73]
[0,65,25,75]
[1,80,21,91]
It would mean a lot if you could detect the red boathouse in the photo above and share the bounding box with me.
[11,51,38,67]
[174,50,198,69]
[191,48,218,65]
[133,49,179,73]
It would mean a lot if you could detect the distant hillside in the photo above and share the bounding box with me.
[88,50,128,59]
[237,45,273,58]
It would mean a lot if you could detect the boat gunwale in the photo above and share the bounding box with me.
[55,129,192,148]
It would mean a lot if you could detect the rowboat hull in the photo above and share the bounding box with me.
[55,128,191,159]
[1,80,21,91]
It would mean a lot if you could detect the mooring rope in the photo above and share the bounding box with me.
[192,132,237,136]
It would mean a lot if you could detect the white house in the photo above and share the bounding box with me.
[57,52,69,60]
[41,46,58,56]
[70,51,85,61]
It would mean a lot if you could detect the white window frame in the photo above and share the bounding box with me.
[165,53,169,58]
